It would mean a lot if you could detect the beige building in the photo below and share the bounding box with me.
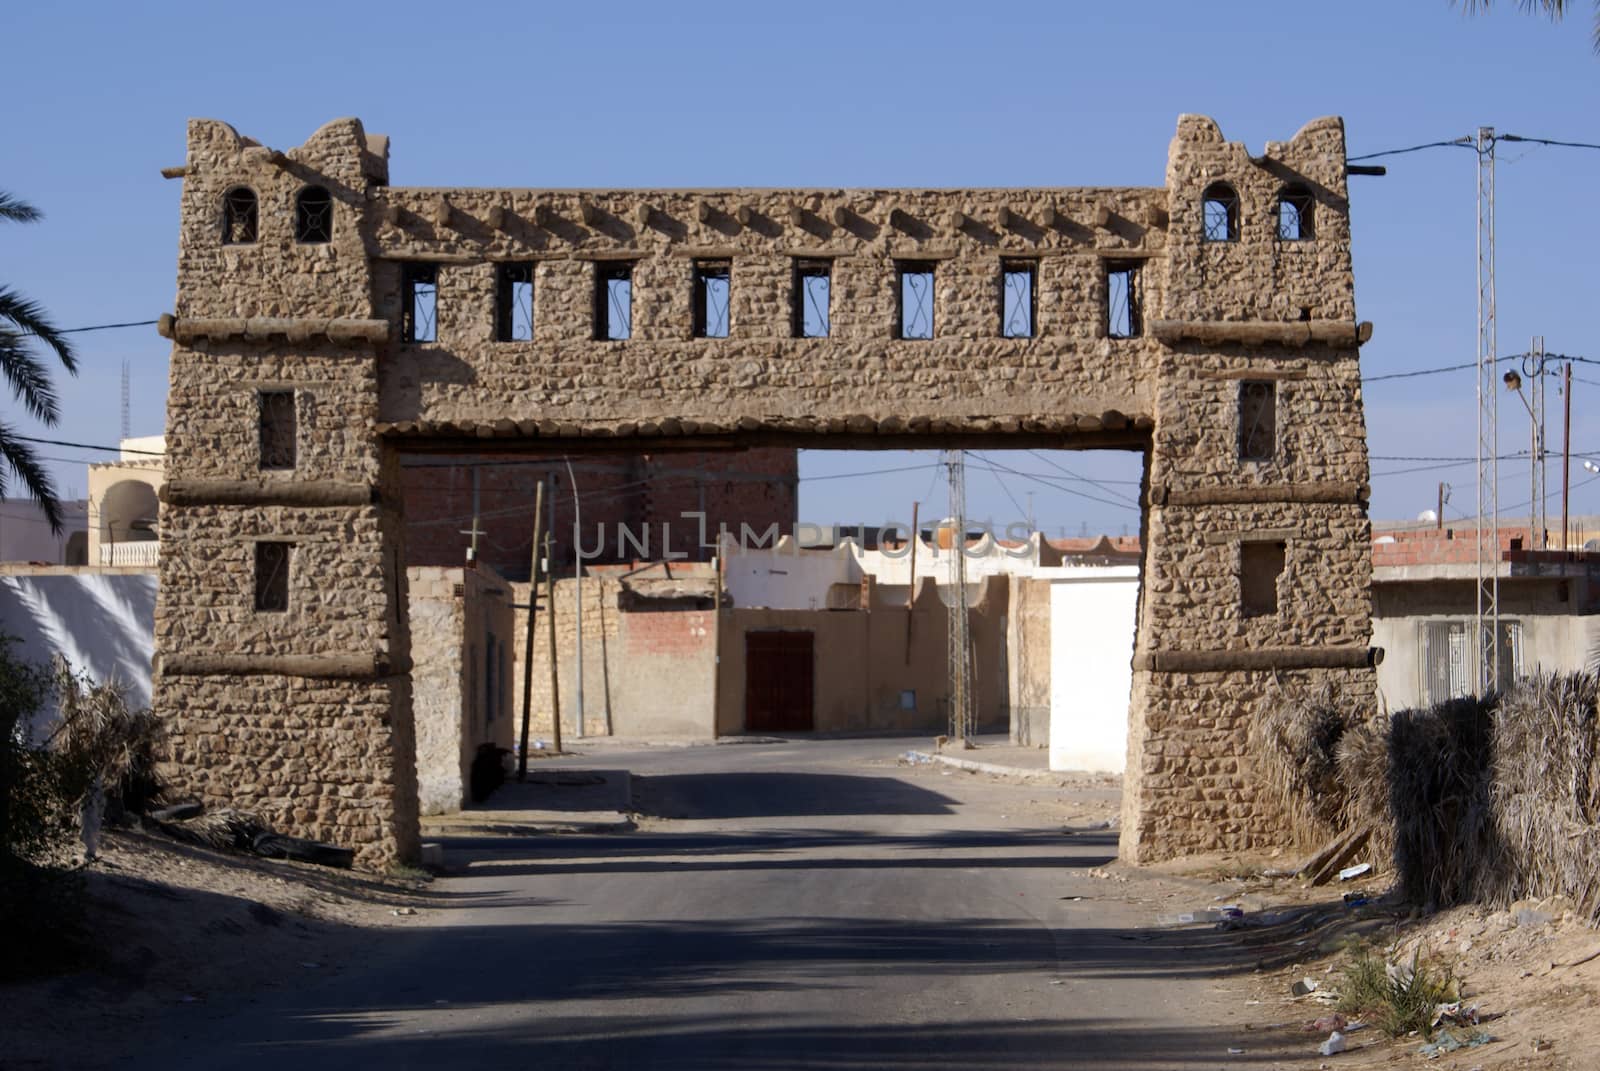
[87,436,165,567]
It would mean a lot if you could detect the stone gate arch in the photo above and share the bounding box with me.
[153,114,1375,867]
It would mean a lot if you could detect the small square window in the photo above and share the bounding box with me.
[693,261,731,339]
[402,263,438,343]
[495,263,534,342]
[1239,380,1276,461]
[793,259,831,338]
[1106,261,1142,339]
[1240,541,1286,619]
[595,263,633,341]
[257,390,296,470]
[254,541,292,613]
[896,261,935,340]
[1001,260,1036,339]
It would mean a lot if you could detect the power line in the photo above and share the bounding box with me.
[57,320,159,334]
[1500,134,1600,152]
[16,434,163,455]
[1346,137,1474,163]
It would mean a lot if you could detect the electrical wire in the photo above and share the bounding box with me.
[1346,137,1474,162]
[1500,134,1600,152]
[16,434,163,455]
[57,319,159,334]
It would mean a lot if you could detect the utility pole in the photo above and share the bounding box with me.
[905,500,919,665]
[943,451,974,747]
[1562,361,1573,551]
[1437,483,1447,530]
[544,531,561,755]
[517,478,546,780]
[1531,337,1547,550]
[564,458,585,738]
[1475,125,1500,693]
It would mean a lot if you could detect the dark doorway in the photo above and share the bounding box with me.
[744,631,814,732]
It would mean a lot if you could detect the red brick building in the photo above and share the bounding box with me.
[400,449,798,580]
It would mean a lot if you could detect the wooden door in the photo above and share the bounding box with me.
[744,631,814,732]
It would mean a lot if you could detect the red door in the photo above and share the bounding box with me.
[744,631,815,732]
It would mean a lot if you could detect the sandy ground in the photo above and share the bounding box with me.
[0,829,434,1071]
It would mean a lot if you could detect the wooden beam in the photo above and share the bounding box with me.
[160,480,377,508]
[1150,481,1364,507]
[1132,646,1380,673]
[1151,319,1375,348]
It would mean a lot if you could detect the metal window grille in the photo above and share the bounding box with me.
[222,187,257,245]
[1238,380,1276,460]
[254,541,292,613]
[402,263,438,343]
[1202,182,1239,242]
[1240,540,1286,618]
[794,260,831,338]
[294,186,333,243]
[257,390,296,470]
[897,262,935,340]
[1106,262,1142,339]
[495,263,534,342]
[1423,620,1521,703]
[1001,261,1035,339]
[693,261,731,338]
[1277,187,1314,241]
[594,263,632,341]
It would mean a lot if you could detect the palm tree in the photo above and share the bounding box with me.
[0,192,78,533]
[1455,0,1600,51]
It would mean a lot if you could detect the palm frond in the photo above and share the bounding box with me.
[0,419,67,533]
[0,328,63,425]
[0,192,41,224]
[0,286,77,374]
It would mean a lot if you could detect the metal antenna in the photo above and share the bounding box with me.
[120,361,131,441]
[1475,126,1500,693]
[942,449,974,746]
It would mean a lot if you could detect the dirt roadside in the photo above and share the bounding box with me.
[0,829,436,1071]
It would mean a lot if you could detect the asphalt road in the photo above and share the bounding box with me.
[138,739,1276,1069]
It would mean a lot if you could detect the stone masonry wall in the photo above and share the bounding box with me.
[156,113,1375,866]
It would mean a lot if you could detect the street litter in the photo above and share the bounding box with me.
[899,750,933,766]
[1226,1047,1245,1055]
[1291,977,1320,996]
[1306,1013,1346,1034]
[1418,1028,1494,1059]
[1318,1031,1349,1056]
[1157,905,1242,927]
[1337,863,1372,882]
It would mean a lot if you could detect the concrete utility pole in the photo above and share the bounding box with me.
[564,458,585,738]
[905,500,919,665]
[1562,362,1573,551]
[517,478,546,780]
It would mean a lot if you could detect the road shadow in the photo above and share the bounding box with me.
[631,771,959,819]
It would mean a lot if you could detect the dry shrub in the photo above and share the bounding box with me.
[1248,679,1362,848]
[1335,719,1395,863]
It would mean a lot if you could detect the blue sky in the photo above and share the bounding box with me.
[4,1,1597,538]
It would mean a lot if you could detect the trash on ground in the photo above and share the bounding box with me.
[1306,1013,1347,1034]
[1418,1028,1494,1059]
[1337,862,1372,882]
[1317,1030,1349,1056]
[1291,977,1321,997]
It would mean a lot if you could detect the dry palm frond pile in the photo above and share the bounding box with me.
[1248,679,1365,849]
[1487,671,1600,920]
[1382,694,1496,911]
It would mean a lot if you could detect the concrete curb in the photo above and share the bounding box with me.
[422,815,637,838]
[904,750,1082,786]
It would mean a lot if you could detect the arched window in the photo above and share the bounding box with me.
[1276,185,1315,241]
[295,185,333,243]
[222,187,258,244]
[1201,182,1239,242]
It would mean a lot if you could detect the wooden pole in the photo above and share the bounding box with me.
[545,531,562,756]
[1562,362,1572,551]
[517,479,545,780]
[905,501,919,664]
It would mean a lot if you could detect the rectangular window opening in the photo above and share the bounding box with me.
[1238,380,1277,461]
[793,259,831,338]
[1240,540,1285,619]
[1106,261,1142,339]
[495,262,534,342]
[896,261,935,340]
[254,541,292,613]
[692,260,731,339]
[594,262,633,341]
[257,390,296,470]
[401,263,438,343]
[1001,260,1036,339]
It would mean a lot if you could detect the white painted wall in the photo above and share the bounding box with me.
[722,536,861,610]
[0,570,157,736]
[1043,566,1139,773]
